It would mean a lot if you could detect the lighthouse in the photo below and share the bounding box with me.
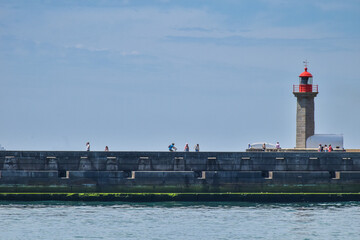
[293,62,318,148]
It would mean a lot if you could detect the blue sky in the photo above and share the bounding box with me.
[0,0,359,151]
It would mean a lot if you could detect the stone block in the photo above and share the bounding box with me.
[272,171,330,183]
[203,171,264,184]
[67,171,125,179]
[0,170,58,178]
[132,171,196,184]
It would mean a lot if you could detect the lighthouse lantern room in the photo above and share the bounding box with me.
[293,61,318,93]
[299,68,313,92]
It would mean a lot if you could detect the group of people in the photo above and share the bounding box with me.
[247,142,281,151]
[86,142,109,152]
[260,142,281,151]
[318,144,333,152]
[85,142,200,152]
[168,143,200,152]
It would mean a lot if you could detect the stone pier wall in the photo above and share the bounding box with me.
[0,151,359,193]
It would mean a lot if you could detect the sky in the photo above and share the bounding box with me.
[0,0,359,151]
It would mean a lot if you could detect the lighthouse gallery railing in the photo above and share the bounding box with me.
[293,85,318,93]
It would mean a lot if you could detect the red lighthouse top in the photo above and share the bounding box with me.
[293,61,318,93]
[299,67,313,78]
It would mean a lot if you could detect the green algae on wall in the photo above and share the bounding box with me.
[0,193,359,202]
[1,184,359,194]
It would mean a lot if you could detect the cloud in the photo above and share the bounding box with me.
[65,44,140,56]
[165,23,337,48]
[121,50,140,56]
[314,1,355,11]
[72,44,109,52]
[176,27,214,32]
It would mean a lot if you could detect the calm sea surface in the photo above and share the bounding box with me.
[0,201,359,240]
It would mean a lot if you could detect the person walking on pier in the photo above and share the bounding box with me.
[318,144,323,152]
[262,143,266,151]
[86,142,90,151]
[105,146,109,151]
[184,143,190,152]
[328,144,333,152]
[194,144,200,152]
[276,142,281,149]
[168,143,177,152]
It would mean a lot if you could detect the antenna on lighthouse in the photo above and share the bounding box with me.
[303,60,309,68]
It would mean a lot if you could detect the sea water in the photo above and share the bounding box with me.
[0,201,359,240]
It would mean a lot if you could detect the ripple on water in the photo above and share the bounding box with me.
[0,201,359,240]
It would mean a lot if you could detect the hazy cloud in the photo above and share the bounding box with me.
[0,0,359,150]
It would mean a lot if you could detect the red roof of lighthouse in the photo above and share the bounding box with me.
[299,67,313,77]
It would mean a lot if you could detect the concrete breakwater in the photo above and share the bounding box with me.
[0,151,359,200]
